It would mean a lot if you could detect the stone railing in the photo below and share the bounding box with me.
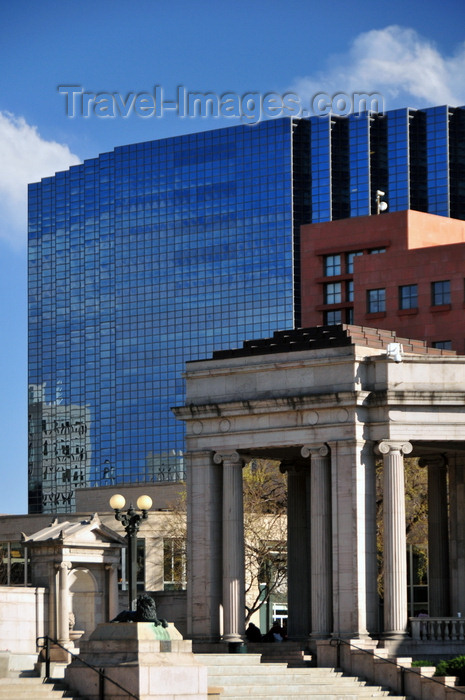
[316,638,465,700]
[410,617,465,642]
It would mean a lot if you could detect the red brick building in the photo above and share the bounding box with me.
[301,210,465,352]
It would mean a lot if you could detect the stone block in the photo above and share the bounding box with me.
[65,622,207,700]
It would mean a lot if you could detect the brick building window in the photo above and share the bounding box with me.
[431,280,450,306]
[163,538,187,591]
[324,309,342,324]
[0,542,30,586]
[399,284,418,310]
[367,288,386,313]
[432,340,452,350]
[346,280,354,302]
[324,282,342,304]
[346,251,363,274]
[324,254,341,276]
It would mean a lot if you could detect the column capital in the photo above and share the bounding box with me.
[375,440,412,456]
[213,450,242,466]
[55,561,72,571]
[301,443,330,459]
[279,461,305,474]
[418,454,447,469]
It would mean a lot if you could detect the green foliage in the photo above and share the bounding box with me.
[411,660,434,667]
[242,459,287,514]
[435,656,465,684]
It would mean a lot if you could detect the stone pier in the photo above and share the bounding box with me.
[65,622,208,700]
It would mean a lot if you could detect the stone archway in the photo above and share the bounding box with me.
[69,568,98,639]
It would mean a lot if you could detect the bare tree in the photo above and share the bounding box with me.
[243,460,287,624]
[161,459,288,621]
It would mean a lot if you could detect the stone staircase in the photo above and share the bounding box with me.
[0,671,83,699]
[195,653,412,700]
[243,641,311,666]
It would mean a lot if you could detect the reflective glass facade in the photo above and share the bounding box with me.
[308,105,465,223]
[28,106,465,513]
[28,119,298,513]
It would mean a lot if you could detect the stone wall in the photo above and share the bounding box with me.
[74,482,185,513]
[0,586,47,655]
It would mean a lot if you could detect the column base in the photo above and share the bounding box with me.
[222,636,247,654]
[381,631,407,642]
[222,634,245,644]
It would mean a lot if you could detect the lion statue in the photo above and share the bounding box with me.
[111,593,168,627]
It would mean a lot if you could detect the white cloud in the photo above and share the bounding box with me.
[0,112,81,249]
[291,26,465,114]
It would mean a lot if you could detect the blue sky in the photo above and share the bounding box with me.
[1,0,464,514]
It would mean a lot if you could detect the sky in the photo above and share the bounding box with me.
[0,0,464,514]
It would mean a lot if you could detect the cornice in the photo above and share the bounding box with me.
[174,390,370,421]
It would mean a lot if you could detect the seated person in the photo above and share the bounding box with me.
[245,622,262,642]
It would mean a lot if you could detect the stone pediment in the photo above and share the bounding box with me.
[22,512,126,547]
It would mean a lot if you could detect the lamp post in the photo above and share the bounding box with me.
[109,493,153,611]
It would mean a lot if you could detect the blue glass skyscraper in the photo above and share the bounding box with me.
[28,118,302,512]
[28,106,465,513]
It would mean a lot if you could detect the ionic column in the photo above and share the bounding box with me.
[186,450,223,641]
[106,563,119,621]
[376,440,412,637]
[446,454,465,615]
[419,455,450,617]
[302,444,332,637]
[214,451,245,643]
[283,463,310,639]
[56,561,72,645]
[49,562,57,639]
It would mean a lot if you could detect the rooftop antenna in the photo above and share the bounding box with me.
[376,189,388,214]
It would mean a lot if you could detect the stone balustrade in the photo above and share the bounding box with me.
[410,616,465,642]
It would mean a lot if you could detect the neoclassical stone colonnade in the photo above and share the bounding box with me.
[174,326,465,645]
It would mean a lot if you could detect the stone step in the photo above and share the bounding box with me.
[196,655,340,676]
[195,654,411,700]
[196,653,265,665]
[205,680,397,694]
[204,680,408,697]
[0,676,81,699]
[203,667,338,678]
[215,695,408,700]
[245,642,309,665]
[216,687,406,699]
[204,670,376,684]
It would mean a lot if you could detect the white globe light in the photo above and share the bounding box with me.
[109,493,126,510]
[137,495,153,511]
